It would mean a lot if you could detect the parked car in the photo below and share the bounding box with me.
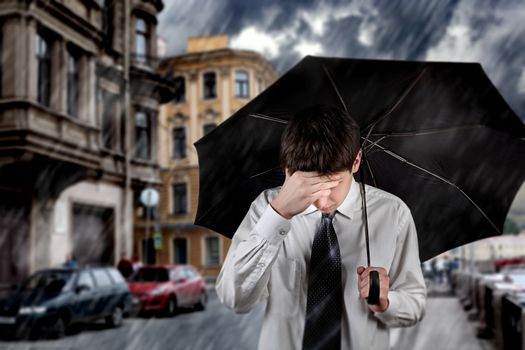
[0,266,133,339]
[128,264,207,316]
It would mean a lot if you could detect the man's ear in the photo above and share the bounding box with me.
[351,150,362,174]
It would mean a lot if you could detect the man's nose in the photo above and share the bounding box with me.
[316,196,330,208]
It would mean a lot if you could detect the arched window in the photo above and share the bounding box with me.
[135,17,149,64]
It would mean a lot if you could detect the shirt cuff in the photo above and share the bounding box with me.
[253,204,292,245]
[373,290,400,324]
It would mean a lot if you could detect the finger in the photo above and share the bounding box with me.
[298,171,323,178]
[310,180,342,194]
[360,267,386,281]
[359,280,369,290]
[359,269,371,282]
[311,189,331,201]
[303,173,342,184]
[360,286,369,299]
[356,266,366,275]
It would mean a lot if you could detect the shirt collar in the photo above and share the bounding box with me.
[299,175,362,220]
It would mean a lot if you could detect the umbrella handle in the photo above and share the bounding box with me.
[367,271,380,305]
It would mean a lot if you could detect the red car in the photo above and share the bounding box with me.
[127,264,207,316]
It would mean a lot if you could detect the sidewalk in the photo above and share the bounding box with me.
[390,297,494,350]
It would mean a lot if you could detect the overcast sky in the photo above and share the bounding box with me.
[158,0,525,225]
[158,0,525,122]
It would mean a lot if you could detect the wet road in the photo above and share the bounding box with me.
[0,288,265,350]
[0,288,493,350]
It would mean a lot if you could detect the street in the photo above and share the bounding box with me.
[0,288,264,350]
[0,285,494,350]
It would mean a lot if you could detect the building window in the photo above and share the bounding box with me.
[36,33,51,107]
[235,70,249,98]
[173,238,188,264]
[173,76,185,103]
[172,127,186,159]
[135,111,150,159]
[205,237,220,266]
[203,72,216,99]
[67,49,80,117]
[102,90,118,149]
[102,0,113,46]
[172,183,187,215]
[135,17,149,64]
[203,123,216,136]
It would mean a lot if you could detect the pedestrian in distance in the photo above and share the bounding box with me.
[117,252,133,279]
[216,105,427,350]
[62,253,77,269]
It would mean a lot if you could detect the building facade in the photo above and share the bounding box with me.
[138,35,279,279]
[0,0,173,288]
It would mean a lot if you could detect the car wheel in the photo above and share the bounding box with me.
[106,306,123,328]
[164,295,178,317]
[195,290,207,311]
[49,315,67,339]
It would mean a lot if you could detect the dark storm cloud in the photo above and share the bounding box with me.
[369,0,459,59]
[158,0,525,120]
[317,15,365,57]
[158,0,334,55]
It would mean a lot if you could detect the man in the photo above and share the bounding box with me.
[62,253,77,269]
[117,252,133,279]
[216,105,426,349]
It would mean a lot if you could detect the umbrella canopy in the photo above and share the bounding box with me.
[194,56,525,261]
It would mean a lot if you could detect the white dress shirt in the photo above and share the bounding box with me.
[216,177,427,350]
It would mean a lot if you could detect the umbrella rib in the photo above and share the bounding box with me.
[363,135,388,153]
[362,66,428,136]
[368,124,486,137]
[374,143,502,235]
[249,113,288,124]
[322,64,349,113]
[249,166,282,179]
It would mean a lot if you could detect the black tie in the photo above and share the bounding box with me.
[302,212,343,350]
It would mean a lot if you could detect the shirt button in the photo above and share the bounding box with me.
[279,229,286,235]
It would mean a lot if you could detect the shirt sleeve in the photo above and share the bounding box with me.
[373,203,427,327]
[215,189,291,314]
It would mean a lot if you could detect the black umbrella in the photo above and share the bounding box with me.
[194,55,525,270]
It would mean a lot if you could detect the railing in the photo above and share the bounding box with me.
[130,53,163,70]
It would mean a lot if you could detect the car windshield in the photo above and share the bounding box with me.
[130,268,169,282]
[20,270,75,292]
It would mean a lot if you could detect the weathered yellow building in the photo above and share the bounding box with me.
[133,35,279,279]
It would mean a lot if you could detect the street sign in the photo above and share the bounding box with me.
[153,231,162,250]
[140,188,159,207]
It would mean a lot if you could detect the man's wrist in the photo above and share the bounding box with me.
[270,200,293,219]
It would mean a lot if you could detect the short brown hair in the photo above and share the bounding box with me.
[279,105,361,175]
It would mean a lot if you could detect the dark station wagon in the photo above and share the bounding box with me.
[0,266,134,339]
